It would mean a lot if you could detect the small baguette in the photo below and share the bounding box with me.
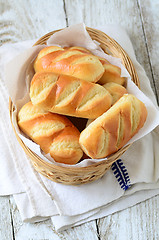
[34,46,104,83]
[64,46,92,54]
[103,82,128,104]
[86,83,128,127]
[18,102,83,164]
[97,57,125,85]
[30,72,112,119]
[79,94,147,159]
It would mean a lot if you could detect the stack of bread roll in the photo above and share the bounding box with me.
[18,46,147,164]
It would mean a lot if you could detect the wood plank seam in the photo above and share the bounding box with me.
[9,198,15,240]
[63,0,69,27]
[136,0,159,105]
[95,219,101,240]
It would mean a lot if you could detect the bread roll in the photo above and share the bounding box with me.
[30,72,112,119]
[79,94,147,159]
[97,57,125,85]
[18,102,83,164]
[103,82,128,104]
[86,83,127,128]
[34,46,104,83]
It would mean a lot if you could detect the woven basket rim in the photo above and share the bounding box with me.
[9,26,139,184]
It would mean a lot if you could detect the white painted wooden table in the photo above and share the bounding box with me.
[0,0,159,239]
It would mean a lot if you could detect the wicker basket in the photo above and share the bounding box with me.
[9,27,139,185]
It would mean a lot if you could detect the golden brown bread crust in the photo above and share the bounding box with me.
[34,46,104,83]
[79,94,147,159]
[30,72,112,119]
[64,46,92,54]
[18,102,83,164]
[85,83,128,127]
[97,57,125,85]
[103,82,128,104]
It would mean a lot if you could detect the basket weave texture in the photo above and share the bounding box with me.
[9,27,139,185]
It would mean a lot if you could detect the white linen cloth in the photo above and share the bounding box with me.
[0,24,159,232]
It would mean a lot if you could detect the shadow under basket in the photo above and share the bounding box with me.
[9,27,140,185]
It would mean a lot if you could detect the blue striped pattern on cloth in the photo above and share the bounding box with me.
[111,159,131,191]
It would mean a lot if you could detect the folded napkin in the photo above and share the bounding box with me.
[0,24,159,232]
